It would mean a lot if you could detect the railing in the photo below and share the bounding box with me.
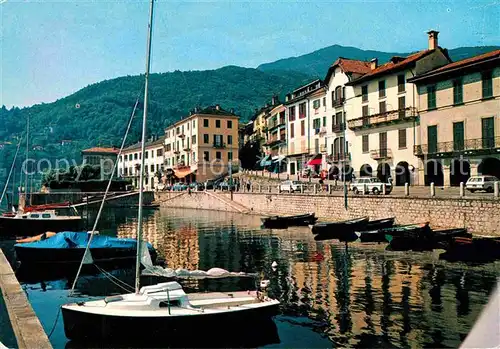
[178,134,185,139]
[268,119,285,130]
[348,107,417,129]
[332,98,345,108]
[326,153,347,162]
[183,147,190,151]
[332,123,345,133]
[319,127,327,136]
[414,136,500,156]
[370,148,392,160]
[173,150,180,154]
[213,142,226,149]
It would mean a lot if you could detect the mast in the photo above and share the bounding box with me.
[24,114,30,209]
[135,0,155,294]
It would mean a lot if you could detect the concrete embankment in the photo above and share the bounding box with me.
[0,250,52,349]
[156,191,500,236]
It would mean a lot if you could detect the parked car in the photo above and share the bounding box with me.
[218,182,236,191]
[350,177,392,195]
[466,175,499,193]
[278,180,301,192]
[189,182,205,191]
[171,182,188,191]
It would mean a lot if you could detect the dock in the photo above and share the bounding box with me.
[0,249,52,349]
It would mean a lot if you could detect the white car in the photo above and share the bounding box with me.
[350,177,392,195]
[466,175,499,193]
[279,180,301,192]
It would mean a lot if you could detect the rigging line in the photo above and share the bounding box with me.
[47,307,61,339]
[94,265,135,293]
[0,135,23,207]
[69,88,144,295]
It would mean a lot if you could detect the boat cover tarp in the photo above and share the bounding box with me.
[142,265,257,279]
[14,231,153,250]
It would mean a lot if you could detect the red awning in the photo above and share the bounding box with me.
[174,168,194,179]
[307,154,322,166]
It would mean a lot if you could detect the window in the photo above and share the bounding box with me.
[428,125,438,153]
[397,74,405,93]
[31,214,40,218]
[215,120,221,128]
[300,120,305,136]
[119,156,122,162]
[398,129,407,149]
[42,213,51,219]
[150,164,155,172]
[299,102,306,118]
[427,85,436,110]
[145,151,148,159]
[314,138,319,153]
[482,71,493,99]
[213,134,223,147]
[203,134,209,144]
[187,122,190,131]
[227,120,233,128]
[192,135,196,145]
[453,79,463,105]
[166,143,171,151]
[322,116,326,127]
[398,96,406,118]
[313,99,321,109]
[322,97,326,107]
[362,85,368,102]
[362,135,369,153]
[228,152,233,161]
[204,151,209,161]
[192,152,196,161]
[290,124,295,138]
[227,135,233,145]
[453,122,464,150]
[378,80,386,98]
[156,149,163,157]
[176,126,180,135]
[482,117,495,148]
[379,101,386,114]
[331,91,335,107]
[151,150,154,158]
[203,119,209,127]
[215,151,221,160]
[134,153,138,160]
[289,106,296,121]
[313,118,321,130]
[362,105,370,126]
[193,120,196,128]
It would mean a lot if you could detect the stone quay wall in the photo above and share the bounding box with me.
[155,191,500,236]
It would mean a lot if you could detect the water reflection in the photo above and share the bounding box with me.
[6,207,500,348]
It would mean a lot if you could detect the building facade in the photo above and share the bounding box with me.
[163,105,239,183]
[262,102,287,172]
[118,136,165,190]
[81,147,119,179]
[346,31,451,185]
[409,49,500,185]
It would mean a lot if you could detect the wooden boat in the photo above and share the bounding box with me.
[440,236,500,262]
[14,231,157,265]
[357,222,429,245]
[364,217,395,231]
[0,203,83,236]
[431,228,471,244]
[262,213,317,229]
[310,217,368,235]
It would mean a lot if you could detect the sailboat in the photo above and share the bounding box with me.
[61,0,280,343]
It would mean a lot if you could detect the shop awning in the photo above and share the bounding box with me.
[174,168,194,179]
[259,155,272,167]
[272,155,286,163]
[307,154,322,166]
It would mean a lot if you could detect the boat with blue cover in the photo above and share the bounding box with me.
[14,231,157,265]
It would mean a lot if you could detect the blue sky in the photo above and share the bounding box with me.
[1,0,499,108]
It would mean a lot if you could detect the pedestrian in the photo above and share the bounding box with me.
[246,180,251,191]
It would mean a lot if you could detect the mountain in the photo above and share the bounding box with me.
[257,44,500,77]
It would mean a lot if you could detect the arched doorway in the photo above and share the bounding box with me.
[395,161,411,186]
[359,164,373,177]
[478,157,500,179]
[341,164,353,182]
[450,159,470,186]
[377,163,391,183]
[425,160,444,186]
[328,165,339,180]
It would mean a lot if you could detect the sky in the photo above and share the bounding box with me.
[1,0,499,108]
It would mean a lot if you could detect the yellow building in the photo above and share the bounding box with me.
[163,105,239,183]
[409,49,500,185]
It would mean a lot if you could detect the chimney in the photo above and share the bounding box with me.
[370,58,378,70]
[215,104,220,111]
[271,95,278,105]
[427,30,439,50]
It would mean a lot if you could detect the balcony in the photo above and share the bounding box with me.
[348,107,417,130]
[264,137,285,148]
[173,149,180,154]
[370,148,392,160]
[326,153,348,163]
[183,147,191,151]
[414,137,500,157]
[179,134,185,139]
[213,142,226,149]
[332,123,346,133]
[268,119,285,131]
[332,98,345,108]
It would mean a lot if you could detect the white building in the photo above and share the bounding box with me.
[345,31,451,185]
[118,136,165,190]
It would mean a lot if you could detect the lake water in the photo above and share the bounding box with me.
[1,207,499,348]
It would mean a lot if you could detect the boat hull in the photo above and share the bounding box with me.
[261,214,317,229]
[0,217,83,236]
[15,246,157,265]
[311,217,368,237]
[61,301,280,342]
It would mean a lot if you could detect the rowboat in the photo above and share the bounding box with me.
[440,236,500,262]
[310,217,368,235]
[262,213,317,229]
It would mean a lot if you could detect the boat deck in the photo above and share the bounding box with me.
[187,291,261,308]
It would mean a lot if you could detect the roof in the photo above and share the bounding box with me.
[408,49,500,83]
[81,147,119,154]
[324,57,371,84]
[165,105,239,131]
[347,50,434,85]
[124,136,165,151]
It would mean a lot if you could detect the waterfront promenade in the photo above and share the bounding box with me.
[0,249,52,349]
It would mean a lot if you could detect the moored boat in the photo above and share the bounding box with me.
[440,236,500,263]
[14,231,157,265]
[262,213,317,229]
[310,216,368,235]
[363,217,395,231]
[431,228,471,245]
